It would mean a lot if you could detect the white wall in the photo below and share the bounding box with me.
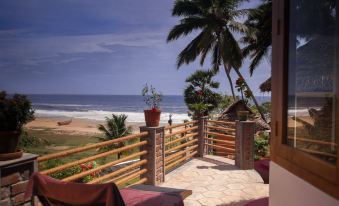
[269,161,339,206]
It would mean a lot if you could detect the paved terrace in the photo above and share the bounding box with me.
[161,155,269,206]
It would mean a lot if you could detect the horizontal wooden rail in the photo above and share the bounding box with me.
[207,120,235,126]
[165,151,197,171]
[299,148,337,158]
[165,133,198,147]
[62,151,147,182]
[104,169,137,184]
[205,143,235,153]
[204,137,235,147]
[165,139,198,155]
[88,159,148,184]
[128,178,148,187]
[165,145,198,163]
[164,126,198,138]
[115,169,147,187]
[41,141,147,175]
[164,121,197,130]
[206,131,235,141]
[38,132,148,162]
[206,125,236,133]
[288,137,337,147]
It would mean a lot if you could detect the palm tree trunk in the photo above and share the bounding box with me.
[223,64,236,101]
[233,69,268,123]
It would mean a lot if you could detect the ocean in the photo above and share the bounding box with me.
[27,94,271,123]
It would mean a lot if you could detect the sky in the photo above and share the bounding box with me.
[0,0,271,96]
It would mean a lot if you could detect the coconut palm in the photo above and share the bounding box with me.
[97,114,132,159]
[167,0,267,122]
[242,0,272,77]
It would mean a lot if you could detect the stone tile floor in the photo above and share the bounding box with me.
[161,155,269,206]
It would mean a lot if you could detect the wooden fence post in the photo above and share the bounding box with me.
[197,117,207,157]
[235,121,255,169]
[139,126,165,185]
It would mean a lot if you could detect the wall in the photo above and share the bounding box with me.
[269,161,339,206]
[1,168,31,206]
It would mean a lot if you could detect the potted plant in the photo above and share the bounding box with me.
[0,91,35,159]
[142,84,162,127]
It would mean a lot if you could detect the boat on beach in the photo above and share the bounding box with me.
[57,119,72,126]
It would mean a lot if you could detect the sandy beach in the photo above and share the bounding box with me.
[25,117,153,135]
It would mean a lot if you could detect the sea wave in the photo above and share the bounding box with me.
[35,109,190,124]
[33,103,92,107]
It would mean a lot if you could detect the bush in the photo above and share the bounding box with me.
[184,70,222,119]
[254,131,270,160]
[0,91,35,131]
[18,131,50,148]
[39,159,82,180]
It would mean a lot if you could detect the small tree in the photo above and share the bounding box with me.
[184,70,222,119]
[97,114,132,159]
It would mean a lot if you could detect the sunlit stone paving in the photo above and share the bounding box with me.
[161,155,268,206]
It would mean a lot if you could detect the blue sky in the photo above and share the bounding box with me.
[0,0,270,96]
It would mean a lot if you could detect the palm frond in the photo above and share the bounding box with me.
[176,29,212,68]
[172,0,205,17]
[167,17,208,42]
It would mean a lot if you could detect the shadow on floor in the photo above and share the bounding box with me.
[216,197,268,206]
[195,157,239,171]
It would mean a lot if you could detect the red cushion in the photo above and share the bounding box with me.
[120,188,184,206]
[245,197,268,206]
[254,160,270,184]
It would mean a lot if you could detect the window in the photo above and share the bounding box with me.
[287,0,337,164]
[272,0,339,199]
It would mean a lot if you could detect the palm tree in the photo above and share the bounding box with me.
[242,0,272,93]
[167,0,267,122]
[97,114,132,159]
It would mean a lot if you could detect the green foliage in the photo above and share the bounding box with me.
[40,159,82,180]
[184,70,222,118]
[251,101,271,118]
[18,131,50,148]
[97,114,132,159]
[242,0,272,75]
[0,91,35,131]
[254,132,270,160]
[167,0,250,99]
[142,84,162,109]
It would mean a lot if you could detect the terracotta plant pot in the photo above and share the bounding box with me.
[144,109,161,127]
[0,131,21,154]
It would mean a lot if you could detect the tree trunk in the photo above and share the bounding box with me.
[223,64,236,101]
[234,69,268,123]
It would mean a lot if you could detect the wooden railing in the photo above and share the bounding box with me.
[38,132,149,187]
[164,121,198,172]
[37,118,242,187]
[205,120,236,157]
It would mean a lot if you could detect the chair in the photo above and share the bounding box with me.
[25,172,189,206]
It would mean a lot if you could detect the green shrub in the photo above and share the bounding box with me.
[0,91,35,131]
[254,132,270,160]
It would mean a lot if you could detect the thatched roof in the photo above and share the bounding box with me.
[260,77,271,92]
[222,100,254,115]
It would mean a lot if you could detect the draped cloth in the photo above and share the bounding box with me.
[25,172,125,206]
[25,172,184,206]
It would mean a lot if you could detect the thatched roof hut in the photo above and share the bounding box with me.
[219,100,254,121]
[260,77,271,93]
[219,100,271,131]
